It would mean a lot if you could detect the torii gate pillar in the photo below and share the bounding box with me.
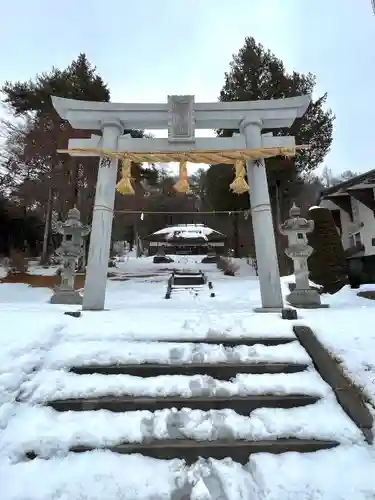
[83,121,123,310]
[240,119,283,311]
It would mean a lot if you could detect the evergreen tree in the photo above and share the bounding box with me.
[208,37,334,211]
[205,164,250,211]
[2,53,110,116]
[1,53,112,210]
[1,54,150,261]
[2,54,114,261]
[307,207,347,294]
[0,195,43,256]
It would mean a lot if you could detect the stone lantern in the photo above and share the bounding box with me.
[50,207,90,305]
[279,203,328,308]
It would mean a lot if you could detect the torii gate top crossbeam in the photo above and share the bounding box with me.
[51,94,310,131]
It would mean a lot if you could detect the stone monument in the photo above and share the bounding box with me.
[279,203,328,308]
[50,207,90,305]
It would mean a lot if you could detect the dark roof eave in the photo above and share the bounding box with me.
[321,168,375,197]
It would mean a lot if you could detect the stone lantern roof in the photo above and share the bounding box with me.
[63,207,83,228]
[280,203,314,233]
[56,207,90,236]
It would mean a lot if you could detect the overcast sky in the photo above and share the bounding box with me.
[0,0,374,175]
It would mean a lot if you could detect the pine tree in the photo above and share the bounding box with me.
[1,54,160,262]
[1,54,112,262]
[208,37,334,211]
[2,53,110,116]
[205,163,250,211]
[219,37,334,175]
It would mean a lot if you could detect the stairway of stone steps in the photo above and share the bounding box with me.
[166,270,214,299]
[170,285,207,298]
[21,333,349,465]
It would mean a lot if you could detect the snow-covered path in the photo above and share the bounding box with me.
[1,256,375,499]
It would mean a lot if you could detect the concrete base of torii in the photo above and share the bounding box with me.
[50,288,83,305]
[253,307,284,313]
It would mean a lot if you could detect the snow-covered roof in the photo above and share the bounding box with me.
[149,224,226,242]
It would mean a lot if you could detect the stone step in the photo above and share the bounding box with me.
[25,439,339,465]
[171,287,205,292]
[48,394,320,413]
[173,277,206,286]
[173,270,203,276]
[171,284,205,288]
[144,337,296,347]
[70,361,309,377]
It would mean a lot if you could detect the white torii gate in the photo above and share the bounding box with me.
[51,94,311,312]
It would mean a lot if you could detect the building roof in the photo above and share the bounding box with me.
[320,169,375,216]
[143,224,227,243]
[321,169,375,197]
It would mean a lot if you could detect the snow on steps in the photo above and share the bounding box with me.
[14,334,364,464]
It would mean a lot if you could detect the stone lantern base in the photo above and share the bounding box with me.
[286,288,329,309]
[50,287,83,305]
[201,253,217,264]
[153,254,174,264]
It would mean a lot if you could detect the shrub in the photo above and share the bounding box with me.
[217,256,239,276]
[357,290,375,300]
[307,207,347,294]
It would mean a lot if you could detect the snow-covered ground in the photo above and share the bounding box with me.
[1,254,375,499]
[296,285,375,409]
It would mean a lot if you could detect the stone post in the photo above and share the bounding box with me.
[50,208,90,305]
[83,121,123,311]
[279,203,328,308]
[240,119,283,311]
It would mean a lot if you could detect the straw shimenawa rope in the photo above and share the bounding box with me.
[173,159,190,193]
[229,159,249,195]
[116,157,134,195]
[57,146,304,196]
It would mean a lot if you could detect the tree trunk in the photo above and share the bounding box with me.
[134,219,141,257]
[70,158,79,208]
[40,186,53,265]
[233,212,240,257]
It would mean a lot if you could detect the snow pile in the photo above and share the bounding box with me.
[26,369,327,402]
[248,445,375,500]
[0,266,7,279]
[44,339,311,369]
[27,265,60,276]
